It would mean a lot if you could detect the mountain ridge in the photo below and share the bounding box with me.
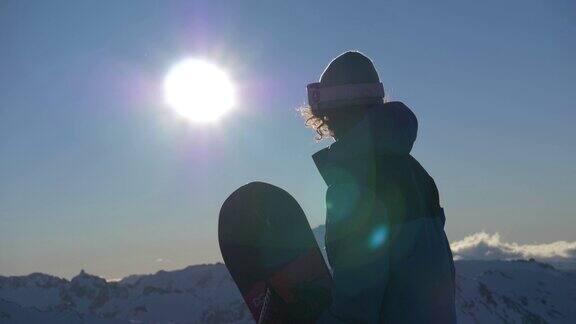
[1,259,576,323]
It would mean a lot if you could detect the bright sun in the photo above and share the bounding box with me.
[164,58,235,123]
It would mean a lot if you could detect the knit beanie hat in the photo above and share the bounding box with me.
[307,51,384,111]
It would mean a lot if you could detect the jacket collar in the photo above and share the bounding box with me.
[312,101,418,185]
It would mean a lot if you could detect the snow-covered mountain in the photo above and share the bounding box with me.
[2,260,575,323]
[456,259,576,323]
[0,264,252,324]
[2,225,576,323]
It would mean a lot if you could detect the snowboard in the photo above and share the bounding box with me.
[218,182,332,323]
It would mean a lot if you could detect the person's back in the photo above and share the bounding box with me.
[302,51,456,323]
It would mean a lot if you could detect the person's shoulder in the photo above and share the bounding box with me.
[408,155,439,188]
[407,155,431,176]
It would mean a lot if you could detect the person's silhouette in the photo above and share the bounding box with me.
[302,51,456,323]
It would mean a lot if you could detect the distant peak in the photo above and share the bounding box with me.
[71,269,106,286]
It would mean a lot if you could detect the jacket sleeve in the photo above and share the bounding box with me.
[322,182,390,323]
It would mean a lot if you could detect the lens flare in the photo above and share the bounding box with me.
[369,226,388,249]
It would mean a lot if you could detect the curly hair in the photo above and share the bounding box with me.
[299,100,386,141]
[298,105,333,141]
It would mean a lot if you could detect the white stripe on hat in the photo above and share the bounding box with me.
[307,82,385,110]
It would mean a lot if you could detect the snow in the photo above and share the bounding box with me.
[1,259,575,323]
[455,259,576,323]
[1,264,253,324]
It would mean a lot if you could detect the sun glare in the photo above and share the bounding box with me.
[164,58,235,123]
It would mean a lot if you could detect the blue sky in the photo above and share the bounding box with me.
[0,0,574,279]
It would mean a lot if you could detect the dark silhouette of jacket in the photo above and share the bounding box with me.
[313,102,456,323]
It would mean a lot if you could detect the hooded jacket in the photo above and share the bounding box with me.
[313,101,455,323]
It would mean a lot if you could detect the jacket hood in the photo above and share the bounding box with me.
[312,101,418,184]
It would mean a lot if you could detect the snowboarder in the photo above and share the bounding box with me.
[302,51,456,323]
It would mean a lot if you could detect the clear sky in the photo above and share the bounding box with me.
[1,0,574,279]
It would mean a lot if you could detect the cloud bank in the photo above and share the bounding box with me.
[451,232,576,267]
